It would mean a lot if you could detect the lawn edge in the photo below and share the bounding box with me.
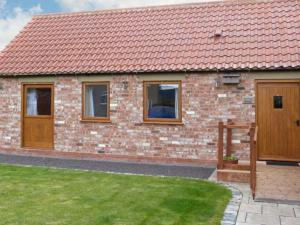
[0,162,216,182]
[220,184,242,225]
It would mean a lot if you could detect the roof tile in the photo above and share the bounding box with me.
[0,0,299,76]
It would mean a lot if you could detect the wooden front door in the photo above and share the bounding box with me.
[22,84,54,149]
[256,80,300,162]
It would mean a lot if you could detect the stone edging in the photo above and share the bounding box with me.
[221,184,243,225]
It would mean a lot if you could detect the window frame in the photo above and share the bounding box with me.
[82,81,110,123]
[143,80,182,124]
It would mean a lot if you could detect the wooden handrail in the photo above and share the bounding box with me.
[226,119,233,157]
[254,126,258,143]
[224,124,251,129]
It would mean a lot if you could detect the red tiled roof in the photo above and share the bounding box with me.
[0,0,299,76]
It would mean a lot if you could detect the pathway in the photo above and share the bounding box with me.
[230,183,300,225]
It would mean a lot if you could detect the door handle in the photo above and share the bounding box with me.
[297,120,300,127]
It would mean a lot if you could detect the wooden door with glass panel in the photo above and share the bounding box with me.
[257,80,300,161]
[22,84,54,149]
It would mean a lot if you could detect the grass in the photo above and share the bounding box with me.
[0,164,231,225]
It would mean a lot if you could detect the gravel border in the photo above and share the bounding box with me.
[0,153,215,179]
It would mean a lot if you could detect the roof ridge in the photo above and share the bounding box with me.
[33,0,283,18]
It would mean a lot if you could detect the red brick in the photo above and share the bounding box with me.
[0,73,255,163]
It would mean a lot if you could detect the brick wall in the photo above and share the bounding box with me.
[0,78,21,149]
[0,73,255,163]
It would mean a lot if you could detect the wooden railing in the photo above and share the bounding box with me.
[217,120,251,169]
[249,124,258,198]
[217,120,258,198]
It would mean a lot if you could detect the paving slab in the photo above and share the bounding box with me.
[295,208,300,217]
[239,203,262,214]
[236,211,246,223]
[246,212,280,225]
[263,205,295,217]
[280,216,300,225]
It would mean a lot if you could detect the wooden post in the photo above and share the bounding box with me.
[218,121,224,169]
[253,125,258,198]
[249,123,257,198]
[226,119,233,157]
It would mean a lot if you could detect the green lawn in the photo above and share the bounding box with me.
[0,164,231,225]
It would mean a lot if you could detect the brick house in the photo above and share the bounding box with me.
[0,0,299,165]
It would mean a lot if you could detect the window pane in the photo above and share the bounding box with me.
[26,88,51,116]
[85,84,108,118]
[273,96,283,109]
[147,83,179,119]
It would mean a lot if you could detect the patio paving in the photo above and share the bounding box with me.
[229,183,300,225]
[209,171,300,225]
[255,163,300,203]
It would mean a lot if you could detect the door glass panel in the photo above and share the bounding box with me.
[273,96,283,109]
[26,88,52,116]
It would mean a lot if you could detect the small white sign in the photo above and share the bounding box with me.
[218,94,227,98]
[186,111,195,115]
